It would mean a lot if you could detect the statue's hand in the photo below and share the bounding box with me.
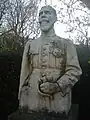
[40,82,60,95]
[39,76,47,83]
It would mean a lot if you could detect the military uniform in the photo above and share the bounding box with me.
[18,35,82,120]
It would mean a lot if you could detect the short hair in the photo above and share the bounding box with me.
[40,5,57,17]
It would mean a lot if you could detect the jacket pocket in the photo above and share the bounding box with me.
[31,50,39,68]
[49,49,65,69]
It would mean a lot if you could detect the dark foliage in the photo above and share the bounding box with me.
[72,45,90,120]
[72,45,90,103]
[0,52,22,118]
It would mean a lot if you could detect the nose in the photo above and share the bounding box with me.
[41,12,46,18]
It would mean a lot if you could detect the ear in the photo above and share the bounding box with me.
[55,15,57,22]
[54,15,57,23]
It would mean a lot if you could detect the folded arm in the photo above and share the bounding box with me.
[57,40,82,96]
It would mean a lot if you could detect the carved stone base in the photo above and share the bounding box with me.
[8,104,78,120]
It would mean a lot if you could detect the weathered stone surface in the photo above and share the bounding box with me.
[17,5,82,119]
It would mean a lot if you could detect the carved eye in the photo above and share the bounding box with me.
[39,11,43,16]
[39,10,51,16]
[44,11,51,15]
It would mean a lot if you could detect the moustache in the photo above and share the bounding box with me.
[39,19,49,24]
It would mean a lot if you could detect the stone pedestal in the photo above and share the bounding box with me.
[8,104,78,120]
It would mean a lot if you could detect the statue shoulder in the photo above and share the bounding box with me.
[55,37,75,50]
[59,37,74,46]
[23,38,38,54]
[25,38,38,47]
[24,39,32,46]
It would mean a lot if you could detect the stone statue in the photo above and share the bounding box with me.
[12,5,82,120]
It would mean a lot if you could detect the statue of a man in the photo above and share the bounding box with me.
[18,5,82,120]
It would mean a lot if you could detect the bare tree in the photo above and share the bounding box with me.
[0,0,41,52]
[0,0,9,26]
[3,0,40,46]
[57,0,90,46]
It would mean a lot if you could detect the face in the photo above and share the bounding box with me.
[39,6,57,32]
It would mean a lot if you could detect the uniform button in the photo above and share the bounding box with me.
[42,53,47,56]
[42,59,46,62]
[41,52,48,56]
[41,65,46,69]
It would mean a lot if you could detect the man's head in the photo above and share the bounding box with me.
[39,5,57,32]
